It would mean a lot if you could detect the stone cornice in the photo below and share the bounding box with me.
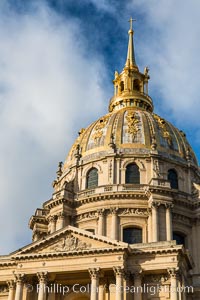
[44,198,74,210]
[0,260,17,267]
[29,215,48,230]
[131,248,182,255]
[9,244,184,262]
[174,198,196,209]
[75,192,147,206]
[12,247,127,261]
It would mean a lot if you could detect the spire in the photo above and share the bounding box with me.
[109,20,153,113]
[125,18,137,69]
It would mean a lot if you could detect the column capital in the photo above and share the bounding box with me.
[7,280,15,289]
[167,268,179,279]
[97,209,105,216]
[13,273,25,284]
[110,207,119,215]
[48,215,57,222]
[151,201,161,209]
[57,212,67,219]
[165,203,174,209]
[37,272,48,283]
[88,268,101,279]
[113,266,124,277]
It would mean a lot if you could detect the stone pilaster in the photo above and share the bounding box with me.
[168,268,179,300]
[7,280,16,300]
[147,213,152,242]
[56,212,66,230]
[165,203,173,241]
[110,208,118,240]
[113,267,124,300]
[151,202,159,242]
[37,272,48,300]
[89,268,100,300]
[97,209,105,236]
[48,216,57,233]
[14,274,25,300]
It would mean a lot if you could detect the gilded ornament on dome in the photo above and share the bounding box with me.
[78,128,85,136]
[92,115,109,143]
[125,111,140,137]
[154,114,172,146]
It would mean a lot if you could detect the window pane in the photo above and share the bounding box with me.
[123,227,142,244]
[168,169,178,189]
[125,163,140,184]
[173,232,185,246]
[86,168,98,189]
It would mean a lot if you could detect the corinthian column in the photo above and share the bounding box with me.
[168,268,178,300]
[113,267,124,300]
[151,202,159,242]
[133,271,142,300]
[89,268,100,300]
[14,274,25,300]
[98,278,105,300]
[37,272,48,300]
[97,209,105,236]
[7,280,15,300]
[165,204,173,241]
[110,208,118,240]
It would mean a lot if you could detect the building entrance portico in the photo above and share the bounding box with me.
[0,226,192,300]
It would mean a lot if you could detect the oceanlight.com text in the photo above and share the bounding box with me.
[25,283,194,296]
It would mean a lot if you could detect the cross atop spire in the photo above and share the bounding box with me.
[129,17,136,31]
[125,18,138,70]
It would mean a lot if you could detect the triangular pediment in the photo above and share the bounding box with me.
[12,226,128,256]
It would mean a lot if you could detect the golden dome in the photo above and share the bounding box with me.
[63,21,197,171]
[64,107,197,170]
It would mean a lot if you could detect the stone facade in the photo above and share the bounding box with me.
[0,21,200,300]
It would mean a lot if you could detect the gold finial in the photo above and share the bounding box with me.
[129,18,136,31]
[125,18,137,68]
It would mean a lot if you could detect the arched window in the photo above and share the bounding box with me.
[168,169,178,189]
[86,168,98,189]
[123,227,142,244]
[125,163,140,184]
[173,232,185,246]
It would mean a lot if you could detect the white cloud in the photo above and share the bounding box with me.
[0,2,108,254]
[86,0,115,13]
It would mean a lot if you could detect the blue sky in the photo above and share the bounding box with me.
[0,0,200,254]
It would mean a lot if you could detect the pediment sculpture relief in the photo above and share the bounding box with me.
[48,234,92,252]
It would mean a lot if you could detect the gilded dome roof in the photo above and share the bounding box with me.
[63,24,198,171]
[64,107,197,170]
